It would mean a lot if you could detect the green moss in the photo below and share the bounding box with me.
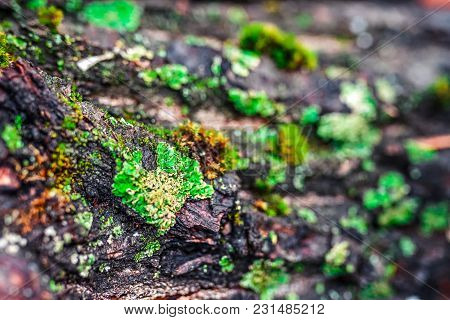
[278,123,308,165]
[339,80,377,120]
[82,0,141,32]
[139,64,191,90]
[77,253,95,278]
[399,236,416,257]
[239,22,317,70]
[27,0,47,10]
[360,281,394,299]
[240,259,289,299]
[300,105,321,125]
[340,206,368,235]
[112,225,123,238]
[323,241,352,277]
[219,256,235,273]
[297,207,317,224]
[404,140,436,165]
[0,32,15,68]
[112,142,213,235]
[1,115,23,152]
[375,78,397,105]
[62,116,77,130]
[38,6,64,31]
[74,211,93,234]
[254,155,286,191]
[420,202,449,236]
[223,44,260,77]
[377,198,418,227]
[134,240,161,262]
[228,88,283,117]
[363,171,409,210]
[317,113,380,158]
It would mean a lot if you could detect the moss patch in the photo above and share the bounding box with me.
[239,22,317,70]
[83,0,141,32]
[112,142,214,235]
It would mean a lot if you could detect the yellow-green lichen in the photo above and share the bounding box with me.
[111,142,214,235]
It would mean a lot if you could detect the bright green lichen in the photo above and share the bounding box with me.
[360,281,394,300]
[219,256,235,273]
[375,78,397,105]
[300,105,321,125]
[228,88,283,117]
[340,80,377,120]
[0,32,15,68]
[74,211,93,234]
[404,140,436,165]
[139,64,191,90]
[223,44,260,77]
[317,113,380,158]
[239,22,317,70]
[399,236,416,257]
[83,0,141,32]
[363,172,409,210]
[112,142,213,235]
[297,207,318,224]
[323,241,353,277]
[240,259,289,300]
[1,115,23,152]
[134,240,161,262]
[420,202,449,236]
[340,206,368,235]
[363,172,418,228]
[27,0,47,10]
[377,198,418,227]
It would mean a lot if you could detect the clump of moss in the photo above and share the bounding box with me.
[323,241,354,277]
[297,207,317,224]
[340,206,368,235]
[74,211,93,235]
[239,22,317,70]
[340,80,377,120]
[317,113,380,159]
[404,140,436,165]
[360,281,394,300]
[363,172,409,210]
[1,115,23,152]
[240,259,289,299]
[278,123,309,165]
[254,155,286,191]
[38,6,64,31]
[0,32,15,68]
[254,194,291,217]
[82,0,141,32]
[139,64,191,90]
[111,142,214,235]
[228,88,284,117]
[420,202,449,236]
[219,256,235,273]
[172,121,233,179]
[134,240,161,262]
[399,236,416,257]
[300,105,321,125]
[363,172,418,227]
[27,0,47,10]
[223,44,260,77]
